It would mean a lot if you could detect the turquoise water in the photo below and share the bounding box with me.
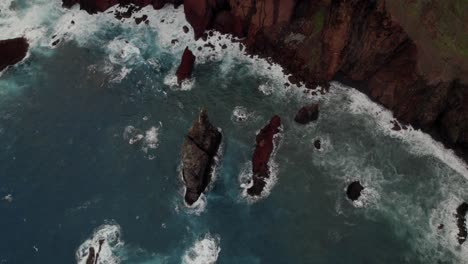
[1,1,468,263]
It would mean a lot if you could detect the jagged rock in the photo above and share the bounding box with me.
[346,181,364,201]
[176,47,195,84]
[248,116,281,196]
[181,109,222,205]
[183,0,214,39]
[0,38,29,72]
[294,104,319,124]
[456,202,468,245]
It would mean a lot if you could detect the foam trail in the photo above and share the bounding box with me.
[182,234,221,264]
[75,224,123,264]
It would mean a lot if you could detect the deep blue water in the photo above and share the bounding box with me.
[1,1,468,263]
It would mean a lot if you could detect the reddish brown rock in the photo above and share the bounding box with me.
[248,116,281,196]
[176,47,196,84]
[0,37,29,72]
[183,0,214,39]
[212,11,243,37]
[294,104,319,124]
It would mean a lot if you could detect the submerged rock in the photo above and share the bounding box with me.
[456,202,468,245]
[176,47,195,84]
[0,37,29,72]
[346,181,364,201]
[294,104,319,124]
[181,109,222,205]
[248,116,281,196]
[314,139,321,150]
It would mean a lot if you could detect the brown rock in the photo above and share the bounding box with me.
[176,47,196,84]
[181,109,222,205]
[0,38,29,72]
[183,0,213,39]
[248,116,281,196]
[85,247,95,264]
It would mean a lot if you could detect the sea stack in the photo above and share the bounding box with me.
[456,202,468,245]
[294,104,319,124]
[181,109,222,205]
[0,38,29,72]
[346,181,364,201]
[247,116,282,196]
[176,47,196,84]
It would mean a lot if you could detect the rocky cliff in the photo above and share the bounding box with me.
[62,0,468,160]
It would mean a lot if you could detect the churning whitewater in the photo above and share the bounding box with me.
[1,1,468,264]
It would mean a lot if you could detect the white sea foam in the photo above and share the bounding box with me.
[75,224,123,264]
[2,194,13,202]
[164,72,195,91]
[182,234,221,264]
[231,106,250,122]
[142,126,160,153]
[332,82,468,179]
[123,124,161,155]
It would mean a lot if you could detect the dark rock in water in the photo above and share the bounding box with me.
[248,116,281,196]
[85,247,95,264]
[391,120,401,131]
[134,14,148,24]
[314,139,321,150]
[176,47,195,84]
[438,224,444,230]
[0,37,29,72]
[181,109,222,205]
[294,104,319,124]
[346,181,364,201]
[456,202,468,244]
[183,25,189,33]
[52,39,60,46]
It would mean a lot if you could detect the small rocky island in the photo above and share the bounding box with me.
[247,116,281,196]
[181,109,222,205]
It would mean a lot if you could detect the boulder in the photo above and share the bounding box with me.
[0,38,29,72]
[181,109,222,205]
[248,116,281,196]
[176,47,196,84]
[346,181,364,201]
[456,202,468,245]
[294,104,319,124]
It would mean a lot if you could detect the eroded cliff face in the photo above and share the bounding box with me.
[61,0,468,159]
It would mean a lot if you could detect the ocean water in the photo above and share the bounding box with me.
[1,1,468,263]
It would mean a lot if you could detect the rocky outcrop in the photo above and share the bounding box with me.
[61,0,468,161]
[314,139,321,150]
[294,104,319,124]
[181,109,222,205]
[346,181,364,201]
[176,47,195,84]
[248,116,281,196]
[456,202,468,245]
[0,38,29,72]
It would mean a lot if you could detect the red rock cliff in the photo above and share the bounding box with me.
[62,0,468,160]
